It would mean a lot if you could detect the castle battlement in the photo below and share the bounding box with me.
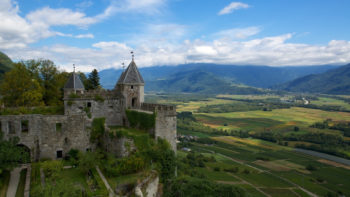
[64,89,121,100]
[140,103,176,115]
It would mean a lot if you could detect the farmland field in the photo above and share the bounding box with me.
[168,93,350,196]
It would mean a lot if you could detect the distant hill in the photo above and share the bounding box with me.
[99,64,337,93]
[275,63,350,95]
[0,51,13,75]
[146,70,265,94]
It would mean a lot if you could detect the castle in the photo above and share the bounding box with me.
[0,58,177,161]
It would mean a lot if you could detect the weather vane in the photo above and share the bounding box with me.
[131,51,134,61]
[122,62,125,70]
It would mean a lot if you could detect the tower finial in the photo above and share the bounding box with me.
[131,51,134,61]
[73,64,75,73]
[122,62,125,70]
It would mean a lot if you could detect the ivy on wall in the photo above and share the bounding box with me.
[90,118,105,147]
[125,110,156,131]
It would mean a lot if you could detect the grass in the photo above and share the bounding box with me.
[260,188,298,197]
[198,107,350,126]
[311,97,350,110]
[176,98,236,112]
[15,169,27,197]
[185,136,350,196]
[0,171,10,197]
[30,165,108,196]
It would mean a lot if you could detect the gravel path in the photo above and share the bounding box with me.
[6,165,27,197]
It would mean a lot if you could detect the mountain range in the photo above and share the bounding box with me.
[100,63,338,94]
[276,63,350,95]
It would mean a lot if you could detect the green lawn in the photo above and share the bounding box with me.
[15,169,27,197]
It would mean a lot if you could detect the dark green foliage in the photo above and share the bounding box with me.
[0,59,69,107]
[276,63,350,94]
[164,176,245,197]
[148,139,176,182]
[90,118,105,147]
[125,110,155,131]
[0,136,30,174]
[182,152,210,168]
[94,95,104,102]
[0,51,13,75]
[306,164,317,171]
[66,149,79,163]
[177,111,196,121]
[86,69,100,90]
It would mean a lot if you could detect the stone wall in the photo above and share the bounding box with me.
[140,103,177,152]
[103,134,136,158]
[0,114,91,161]
[64,97,124,126]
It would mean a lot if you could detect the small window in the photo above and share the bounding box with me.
[56,123,62,132]
[87,102,92,107]
[21,120,29,133]
[86,148,91,152]
[131,85,134,89]
[64,137,69,144]
[56,150,63,158]
[8,121,15,134]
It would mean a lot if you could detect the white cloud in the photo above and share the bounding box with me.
[214,27,261,40]
[5,32,350,73]
[75,34,94,39]
[218,2,249,15]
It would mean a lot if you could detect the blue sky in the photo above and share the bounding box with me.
[1,0,350,71]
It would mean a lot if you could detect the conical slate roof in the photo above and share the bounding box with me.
[117,60,144,85]
[64,72,85,90]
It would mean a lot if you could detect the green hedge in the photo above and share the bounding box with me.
[125,110,155,131]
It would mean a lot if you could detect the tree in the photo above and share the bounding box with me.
[78,152,96,175]
[23,60,68,106]
[0,63,44,107]
[86,69,100,90]
[0,134,29,175]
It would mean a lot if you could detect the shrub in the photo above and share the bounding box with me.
[125,110,155,131]
[306,164,317,171]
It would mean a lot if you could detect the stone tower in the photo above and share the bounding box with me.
[115,59,144,109]
[63,69,85,96]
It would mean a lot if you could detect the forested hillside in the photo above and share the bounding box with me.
[100,64,337,92]
[276,63,350,94]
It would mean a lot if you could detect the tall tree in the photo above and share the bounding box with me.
[0,63,44,107]
[87,69,100,90]
[24,60,67,106]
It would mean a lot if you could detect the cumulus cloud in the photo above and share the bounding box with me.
[218,2,249,15]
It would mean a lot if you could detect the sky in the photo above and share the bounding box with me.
[1,0,350,72]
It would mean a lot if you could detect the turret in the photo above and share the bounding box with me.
[115,53,144,109]
[64,65,85,96]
